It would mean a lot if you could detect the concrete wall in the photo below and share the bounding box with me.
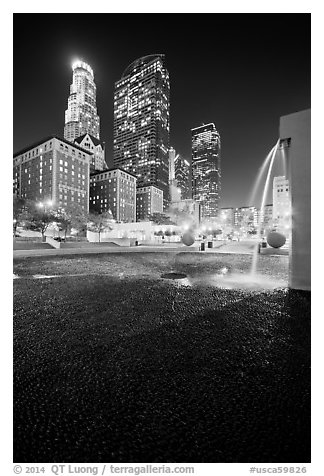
[45,236,61,249]
[87,231,136,246]
[279,109,311,291]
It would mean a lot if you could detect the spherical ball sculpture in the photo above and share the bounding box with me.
[267,231,286,249]
[182,231,195,246]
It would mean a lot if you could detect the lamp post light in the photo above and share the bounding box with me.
[37,199,53,213]
[36,200,53,242]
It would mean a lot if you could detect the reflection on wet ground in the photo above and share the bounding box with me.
[169,270,287,290]
[13,252,309,463]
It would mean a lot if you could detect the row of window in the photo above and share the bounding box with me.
[92,171,136,183]
[14,142,53,165]
[59,143,88,160]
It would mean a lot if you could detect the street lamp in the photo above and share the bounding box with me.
[37,200,53,212]
[36,200,54,242]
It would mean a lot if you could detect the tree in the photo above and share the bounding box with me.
[54,208,72,240]
[87,210,114,243]
[24,201,56,241]
[13,195,27,237]
[168,203,198,230]
[70,204,89,236]
[148,212,175,225]
[54,204,88,239]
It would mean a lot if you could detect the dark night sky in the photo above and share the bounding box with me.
[13,13,310,208]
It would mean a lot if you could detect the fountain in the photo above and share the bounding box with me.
[165,110,310,291]
[250,139,280,278]
[248,144,279,212]
[166,141,287,290]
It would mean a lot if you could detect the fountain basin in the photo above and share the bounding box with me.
[176,271,287,290]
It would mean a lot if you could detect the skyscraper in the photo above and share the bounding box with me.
[191,123,221,220]
[64,60,100,143]
[113,54,170,206]
[168,147,190,202]
[175,153,190,200]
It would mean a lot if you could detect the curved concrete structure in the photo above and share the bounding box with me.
[280,109,311,291]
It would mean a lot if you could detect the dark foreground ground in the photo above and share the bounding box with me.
[13,252,311,463]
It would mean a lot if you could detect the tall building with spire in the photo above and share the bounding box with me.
[113,54,170,206]
[191,123,221,220]
[64,60,100,143]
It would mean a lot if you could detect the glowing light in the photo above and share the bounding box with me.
[37,200,53,209]
[72,60,94,76]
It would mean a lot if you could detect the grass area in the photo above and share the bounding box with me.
[13,253,310,463]
[13,241,52,250]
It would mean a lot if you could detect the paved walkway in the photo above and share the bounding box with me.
[13,245,201,258]
[13,241,288,259]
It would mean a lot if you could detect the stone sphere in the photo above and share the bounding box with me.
[267,231,286,248]
[182,231,195,246]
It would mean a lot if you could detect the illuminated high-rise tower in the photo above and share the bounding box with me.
[191,123,221,220]
[113,54,170,205]
[175,153,190,200]
[169,147,190,202]
[64,60,100,142]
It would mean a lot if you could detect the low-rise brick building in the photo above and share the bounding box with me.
[13,135,92,212]
[136,185,163,221]
[89,168,137,223]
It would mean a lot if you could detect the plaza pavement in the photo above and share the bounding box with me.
[13,241,262,259]
[13,251,309,462]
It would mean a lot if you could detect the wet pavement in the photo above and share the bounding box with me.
[13,252,310,463]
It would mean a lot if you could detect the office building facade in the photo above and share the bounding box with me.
[234,206,258,235]
[175,155,190,200]
[220,207,235,234]
[113,54,170,205]
[136,185,163,221]
[169,147,190,201]
[273,176,291,233]
[191,123,221,220]
[260,203,274,233]
[89,168,137,223]
[13,136,91,212]
[64,60,100,143]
